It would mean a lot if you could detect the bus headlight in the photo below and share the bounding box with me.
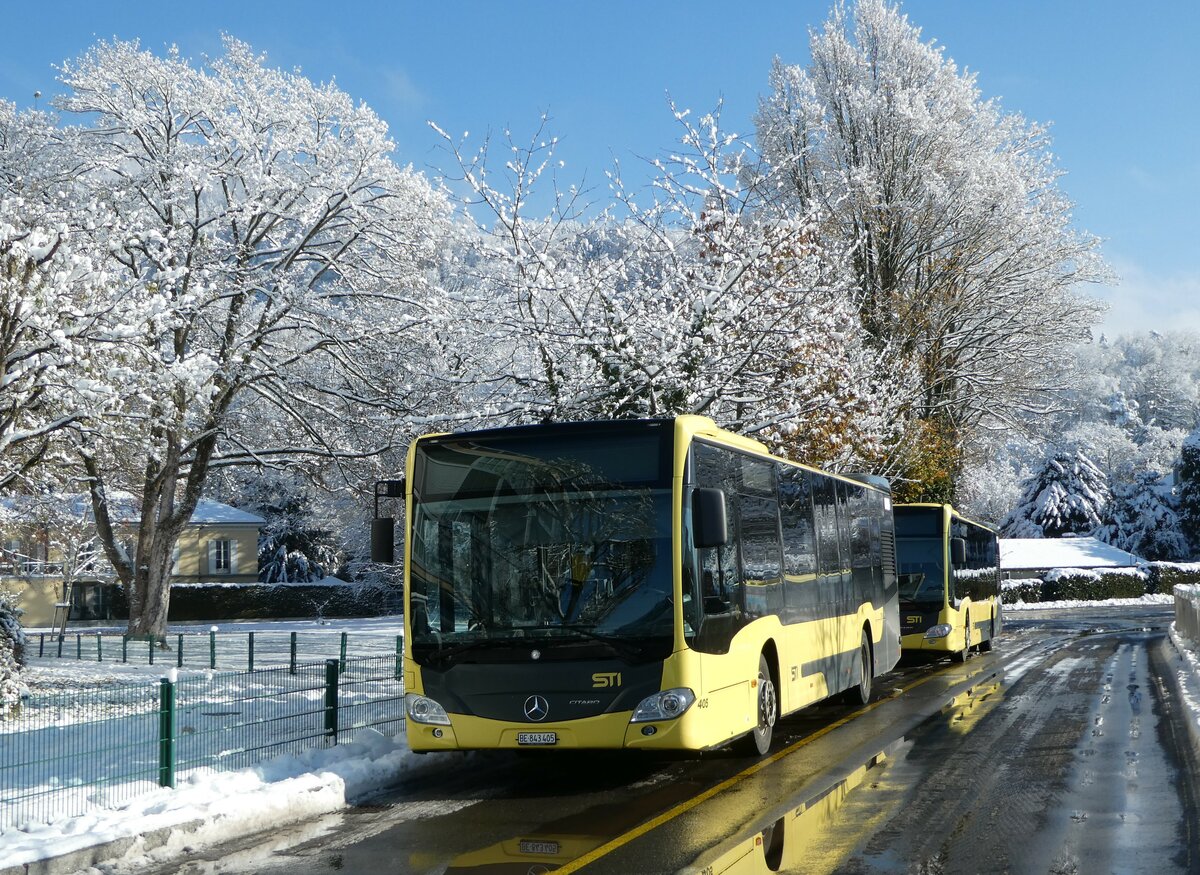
[924,624,953,639]
[406,693,452,725]
[630,688,696,723]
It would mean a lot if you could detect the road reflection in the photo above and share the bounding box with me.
[415,676,1007,875]
[692,677,1007,875]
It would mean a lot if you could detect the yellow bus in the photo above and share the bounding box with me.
[373,416,900,754]
[895,504,1001,660]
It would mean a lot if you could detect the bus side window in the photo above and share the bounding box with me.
[779,465,817,624]
[694,443,744,614]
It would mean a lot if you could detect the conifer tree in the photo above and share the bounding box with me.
[1002,448,1110,538]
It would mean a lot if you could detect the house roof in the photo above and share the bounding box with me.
[0,493,264,526]
[999,537,1143,571]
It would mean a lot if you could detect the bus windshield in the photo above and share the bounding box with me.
[409,427,675,664]
[895,507,946,604]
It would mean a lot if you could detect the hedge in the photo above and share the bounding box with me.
[1002,568,1147,604]
[1146,562,1200,595]
[105,581,399,621]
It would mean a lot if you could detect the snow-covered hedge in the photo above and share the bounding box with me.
[1148,562,1200,595]
[1002,568,1148,604]
[1,589,25,718]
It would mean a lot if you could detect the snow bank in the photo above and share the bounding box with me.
[1005,593,1174,611]
[0,730,422,870]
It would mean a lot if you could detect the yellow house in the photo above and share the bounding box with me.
[0,495,264,627]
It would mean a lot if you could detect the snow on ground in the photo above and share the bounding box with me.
[2,729,430,871]
[2,617,417,871]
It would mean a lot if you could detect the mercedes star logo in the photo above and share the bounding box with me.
[523,695,549,722]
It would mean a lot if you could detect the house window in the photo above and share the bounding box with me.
[210,539,236,575]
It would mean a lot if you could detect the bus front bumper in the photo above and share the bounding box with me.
[406,708,712,752]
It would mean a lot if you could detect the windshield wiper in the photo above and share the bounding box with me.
[518,624,647,659]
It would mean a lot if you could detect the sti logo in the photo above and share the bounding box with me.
[907,616,923,625]
[592,672,622,688]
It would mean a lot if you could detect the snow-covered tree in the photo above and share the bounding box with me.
[1097,470,1187,561]
[0,103,115,492]
[1001,447,1111,538]
[437,107,908,468]
[1179,428,1200,555]
[13,38,452,638]
[216,469,342,584]
[754,0,1107,485]
[0,588,23,718]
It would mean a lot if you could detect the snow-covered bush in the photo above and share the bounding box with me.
[0,589,25,718]
[1003,569,1146,604]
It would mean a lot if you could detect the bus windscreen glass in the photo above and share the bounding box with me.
[409,429,674,664]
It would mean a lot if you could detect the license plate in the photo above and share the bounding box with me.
[519,840,561,855]
[517,731,558,745]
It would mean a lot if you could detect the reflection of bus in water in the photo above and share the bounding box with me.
[693,747,894,875]
[375,416,900,754]
[894,504,1001,660]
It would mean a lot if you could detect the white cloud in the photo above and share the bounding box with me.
[1090,257,1200,339]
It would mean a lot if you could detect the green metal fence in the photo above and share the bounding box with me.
[0,654,406,832]
[30,629,402,673]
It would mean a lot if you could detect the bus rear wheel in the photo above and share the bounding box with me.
[980,614,996,652]
[842,629,873,706]
[739,653,777,756]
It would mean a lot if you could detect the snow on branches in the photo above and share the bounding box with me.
[1002,447,1111,539]
[434,107,907,468]
[2,38,452,635]
[754,0,1107,482]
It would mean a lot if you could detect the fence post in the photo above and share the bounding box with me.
[159,671,177,788]
[339,632,347,675]
[97,633,103,663]
[76,633,81,660]
[209,627,217,670]
[122,635,128,663]
[148,636,154,665]
[324,659,339,744]
[39,632,44,657]
[248,632,255,673]
[289,632,297,676]
[178,633,184,668]
[395,635,402,681]
[57,634,63,658]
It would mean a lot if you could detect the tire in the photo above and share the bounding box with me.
[738,653,778,756]
[980,614,995,652]
[842,629,873,706]
[952,613,970,663]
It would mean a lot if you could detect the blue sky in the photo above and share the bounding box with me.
[2,0,1197,336]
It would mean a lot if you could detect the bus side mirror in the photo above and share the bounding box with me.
[371,517,395,564]
[372,478,405,565]
[951,537,966,566]
[692,488,728,549]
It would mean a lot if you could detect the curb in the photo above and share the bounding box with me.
[1164,624,1200,764]
[0,817,207,875]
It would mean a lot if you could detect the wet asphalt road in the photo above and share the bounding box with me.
[155,605,1199,875]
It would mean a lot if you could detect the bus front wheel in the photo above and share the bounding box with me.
[953,614,971,663]
[739,653,777,756]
